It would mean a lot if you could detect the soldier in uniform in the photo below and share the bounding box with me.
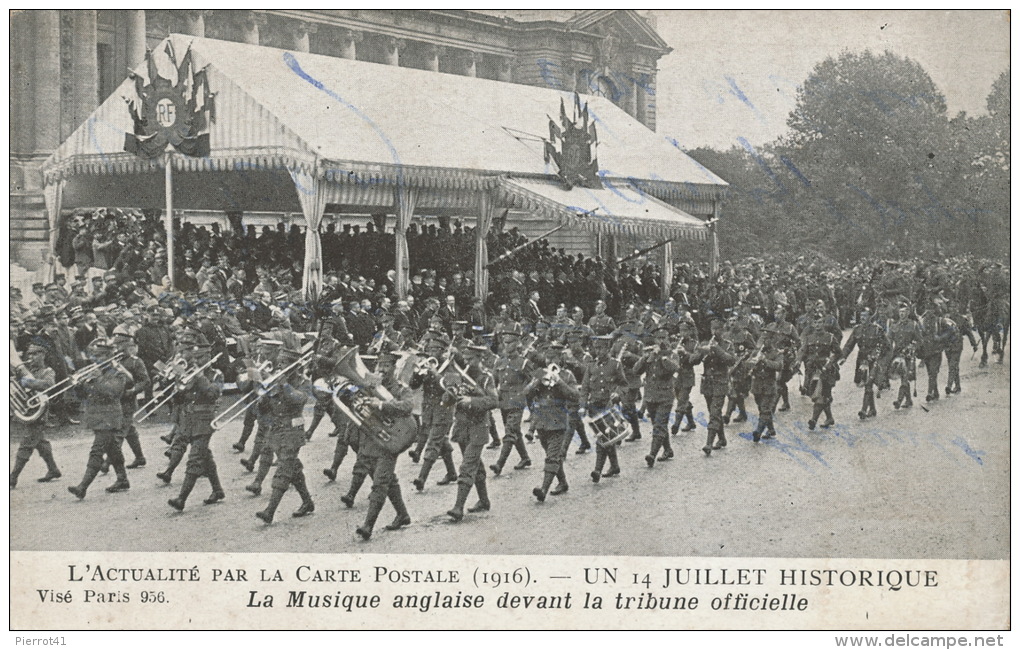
[304,321,345,440]
[353,352,414,540]
[255,348,315,524]
[489,331,533,477]
[167,342,226,511]
[526,349,581,501]
[10,345,62,487]
[615,327,645,443]
[68,340,135,498]
[747,332,784,441]
[408,337,460,490]
[839,308,891,419]
[888,303,922,410]
[917,301,950,403]
[669,322,699,435]
[796,313,842,430]
[691,319,737,456]
[633,326,679,468]
[722,321,756,424]
[943,299,979,395]
[446,344,499,521]
[580,335,627,482]
[587,299,616,336]
[111,327,150,469]
[560,329,593,454]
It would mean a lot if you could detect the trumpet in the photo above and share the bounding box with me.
[413,356,440,376]
[541,362,562,387]
[135,353,223,422]
[29,352,126,406]
[254,350,315,397]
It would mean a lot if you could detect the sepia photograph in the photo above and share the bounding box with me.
[8,9,1010,633]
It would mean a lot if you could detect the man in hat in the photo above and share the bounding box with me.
[670,321,700,435]
[587,299,616,336]
[68,340,135,499]
[408,336,460,490]
[839,308,891,419]
[254,347,315,524]
[580,335,627,482]
[764,305,800,412]
[526,344,581,501]
[747,330,785,441]
[691,318,738,456]
[489,331,533,477]
[887,303,921,410]
[633,326,679,467]
[350,351,414,540]
[167,341,226,511]
[943,299,979,396]
[446,344,499,521]
[10,345,62,487]
[111,326,150,469]
[796,312,843,430]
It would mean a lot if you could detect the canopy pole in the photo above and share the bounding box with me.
[164,147,175,292]
[709,200,720,279]
[486,223,564,269]
[618,236,679,265]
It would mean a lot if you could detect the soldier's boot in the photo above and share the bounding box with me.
[437,450,458,485]
[340,473,367,508]
[659,435,675,461]
[859,391,871,420]
[751,420,764,442]
[256,488,286,524]
[592,449,607,483]
[157,447,185,484]
[9,453,30,489]
[821,406,835,428]
[323,445,348,481]
[447,482,471,521]
[604,446,622,477]
[670,410,683,435]
[168,473,197,511]
[246,454,272,496]
[550,467,569,496]
[105,462,130,493]
[808,404,824,430]
[532,471,555,502]
[304,410,325,441]
[574,424,591,453]
[866,389,878,417]
[413,457,435,492]
[357,497,385,540]
[702,431,715,457]
[233,416,254,452]
[408,436,427,463]
[713,431,728,450]
[625,413,641,442]
[68,457,102,499]
[645,437,661,468]
[36,441,61,482]
[385,484,411,529]
[765,422,777,439]
[487,413,501,449]
[778,385,791,411]
[722,398,736,425]
[896,384,913,409]
[204,461,225,505]
[291,472,314,517]
[125,433,146,468]
[469,476,491,513]
[490,442,513,476]
[682,406,697,431]
[732,397,748,422]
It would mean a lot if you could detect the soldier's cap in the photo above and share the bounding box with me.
[377,351,400,364]
[257,338,285,347]
[465,343,490,353]
[112,325,134,340]
[189,342,213,353]
[87,338,115,352]
[103,273,118,281]
[453,320,469,326]
[45,282,60,291]
[31,282,44,289]
[591,334,615,342]
[26,344,47,356]
[36,305,56,319]
[91,276,104,283]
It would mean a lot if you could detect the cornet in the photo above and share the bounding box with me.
[541,363,562,387]
[413,356,440,376]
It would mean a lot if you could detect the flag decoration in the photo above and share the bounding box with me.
[124,41,216,159]
[543,93,601,190]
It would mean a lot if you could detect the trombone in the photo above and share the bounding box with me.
[28,352,126,407]
[210,351,313,430]
[135,353,223,422]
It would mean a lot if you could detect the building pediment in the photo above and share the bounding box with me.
[566,10,671,54]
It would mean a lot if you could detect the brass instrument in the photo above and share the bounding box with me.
[10,341,47,423]
[135,353,223,422]
[209,359,274,430]
[329,348,416,454]
[541,362,562,387]
[414,356,440,376]
[30,351,126,406]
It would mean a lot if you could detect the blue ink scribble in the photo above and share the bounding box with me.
[951,437,985,465]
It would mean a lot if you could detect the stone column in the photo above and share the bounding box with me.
[241,11,266,45]
[292,21,316,53]
[337,28,361,59]
[71,10,99,129]
[125,10,147,72]
[463,51,480,77]
[421,44,439,72]
[496,56,513,82]
[33,10,62,152]
[182,10,208,37]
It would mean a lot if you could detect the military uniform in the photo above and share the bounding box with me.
[748,343,784,441]
[10,350,61,487]
[447,357,498,521]
[943,308,978,395]
[580,348,627,481]
[840,317,890,419]
[670,331,699,434]
[797,325,842,429]
[167,357,225,511]
[888,316,922,409]
[408,361,460,490]
[527,365,580,501]
[691,331,737,456]
[633,341,679,467]
[490,351,533,476]
[68,344,135,499]
[255,372,315,524]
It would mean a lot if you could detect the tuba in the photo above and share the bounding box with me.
[330,348,416,454]
[10,342,47,423]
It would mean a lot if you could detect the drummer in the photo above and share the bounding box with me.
[580,335,627,483]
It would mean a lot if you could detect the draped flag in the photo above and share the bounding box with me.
[543,92,600,190]
[124,41,216,159]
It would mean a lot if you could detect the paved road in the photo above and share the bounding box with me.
[10,343,1009,559]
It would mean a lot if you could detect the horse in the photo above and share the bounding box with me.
[970,285,1009,367]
